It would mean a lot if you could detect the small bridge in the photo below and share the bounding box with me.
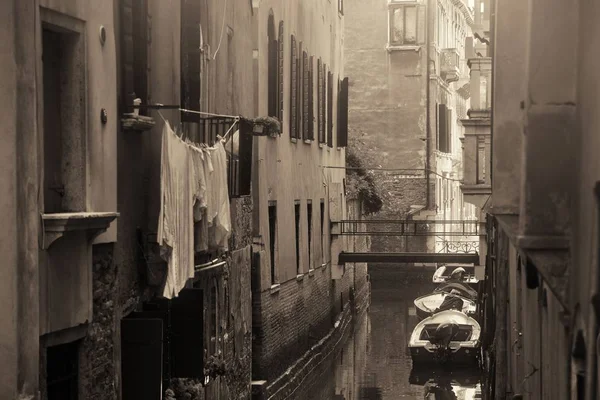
[335,219,481,265]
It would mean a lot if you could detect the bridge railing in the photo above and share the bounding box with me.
[337,219,479,237]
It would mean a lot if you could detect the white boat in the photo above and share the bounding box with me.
[433,265,479,284]
[414,292,477,320]
[409,310,481,366]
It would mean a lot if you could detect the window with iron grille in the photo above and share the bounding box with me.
[278,22,285,122]
[295,201,301,274]
[303,51,310,141]
[327,71,334,147]
[307,200,313,269]
[269,201,278,284]
[290,35,298,139]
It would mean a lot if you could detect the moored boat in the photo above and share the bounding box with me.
[433,264,479,284]
[409,310,481,366]
[414,291,477,320]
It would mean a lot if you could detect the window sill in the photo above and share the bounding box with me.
[291,138,298,144]
[304,139,313,145]
[42,212,119,250]
[296,273,305,282]
[270,284,281,295]
[308,268,315,277]
[386,44,421,53]
[319,143,325,149]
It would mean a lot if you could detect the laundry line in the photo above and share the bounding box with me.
[131,103,241,142]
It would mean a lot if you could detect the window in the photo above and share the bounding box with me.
[181,0,201,122]
[295,201,301,274]
[320,199,325,263]
[307,200,313,270]
[297,42,303,139]
[336,77,349,147]
[268,202,277,284]
[47,341,80,400]
[290,35,298,139]
[437,103,451,153]
[278,22,285,121]
[327,71,334,147]
[209,284,217,355]
[42,27,86,213]
[317,59,325,144]
[388,3,426,46]
[120,0,151,114]
[302,52,310,140]
[268,13,277,117]
[308,56,315,140]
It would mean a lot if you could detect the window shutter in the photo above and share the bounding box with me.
[297,43,303,139]
[170,289,204,378]
[238,120,253,196]
[181,0,201,123]
[290,35,297,139]
[317,59,323,143]
[417,5,426,45]
[121,315,163,400]
[268,16,277,118]
[438,104,448,153]
[278,22,284,122]
[327,71,333,147]
[446,108,453,153]
[308,56,315,140]
[337,77,349,148]
[303,52,309,140]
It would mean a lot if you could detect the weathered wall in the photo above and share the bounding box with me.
[345,0,427,171]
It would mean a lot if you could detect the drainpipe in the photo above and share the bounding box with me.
[425,0,432,210]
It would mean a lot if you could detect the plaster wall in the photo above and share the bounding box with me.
[345,0,427,171]
[489,0,527,215]
[255,0,346,288]
[0,1,20,396]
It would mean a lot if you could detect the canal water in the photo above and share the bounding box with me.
[302,265,485,400]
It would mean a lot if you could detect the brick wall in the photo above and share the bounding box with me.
[80,244,119,400]
[253,263,334,382]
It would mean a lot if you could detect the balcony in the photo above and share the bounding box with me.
[440,48,461,83]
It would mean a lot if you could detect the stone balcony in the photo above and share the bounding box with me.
[440,48,461,83]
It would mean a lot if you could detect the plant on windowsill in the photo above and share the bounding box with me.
[244,116,281,138]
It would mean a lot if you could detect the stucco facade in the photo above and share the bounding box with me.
[480,0,600,398]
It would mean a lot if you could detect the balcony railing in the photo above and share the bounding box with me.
[190,117,253,198]
[440,48,461,83]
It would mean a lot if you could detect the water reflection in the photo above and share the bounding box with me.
[303,266,484,399]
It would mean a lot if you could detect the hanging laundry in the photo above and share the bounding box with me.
[157,122,195,299]
[208,140,231,250]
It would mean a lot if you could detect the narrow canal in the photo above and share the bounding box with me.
[301,265,485,399]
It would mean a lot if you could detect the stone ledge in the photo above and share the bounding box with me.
[42,212,119,250]
[121,113,156,132]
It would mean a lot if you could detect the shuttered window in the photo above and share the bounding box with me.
[337,77,349,148]
[317,59,324,143]
[308,56,315,140]
[296,42,303,139]
[290,35,298,139]
[278,22,285,122]
[268,14,277,117]
[302,52,310,141]
[181,0,201,122]
[438,104,450,153]
[327,70,333,147]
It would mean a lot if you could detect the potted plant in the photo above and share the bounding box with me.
[251,116,281,138]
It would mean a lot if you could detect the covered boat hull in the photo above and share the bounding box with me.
[414,292,477,320]
[409,310,481,367]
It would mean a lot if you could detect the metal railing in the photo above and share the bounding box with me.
[338,219,479,237]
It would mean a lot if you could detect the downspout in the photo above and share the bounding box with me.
[425,0,432,210]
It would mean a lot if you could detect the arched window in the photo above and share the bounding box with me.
[268,12,277,117]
